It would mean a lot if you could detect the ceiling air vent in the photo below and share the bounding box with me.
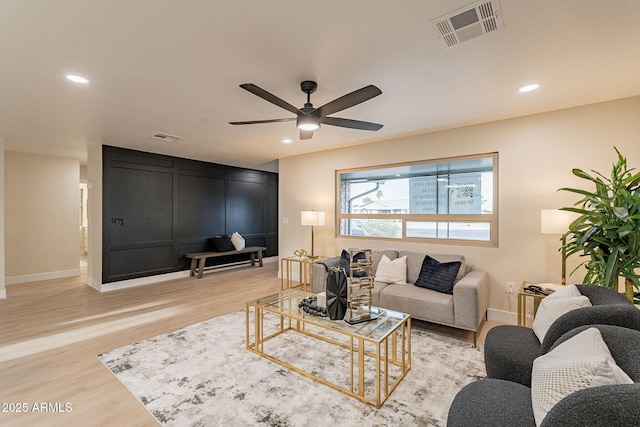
[431,0,503,49]
[150,132,183,142]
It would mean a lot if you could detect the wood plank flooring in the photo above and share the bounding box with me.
[0,262,499,426]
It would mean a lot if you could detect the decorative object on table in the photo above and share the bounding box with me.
[540,209,577,285]
[298,296,328,318]
[316,291,327,308]
[300,210,325,258]
[344,248,378,325]
[559,147,640,302]
[293,249,309,258]
[326,265,348,320]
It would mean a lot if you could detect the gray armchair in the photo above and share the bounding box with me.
[483,284,640,387]
[447,324,640,427]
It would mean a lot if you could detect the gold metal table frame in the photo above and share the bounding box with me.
[246,290,411,409]
[517,281,562,326]
[280,256,326,291]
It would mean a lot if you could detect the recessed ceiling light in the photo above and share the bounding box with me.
[518,83,540,93]
[65,74,89,84]
[282,138,293,144]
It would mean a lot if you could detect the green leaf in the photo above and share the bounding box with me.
[559,147,640,291]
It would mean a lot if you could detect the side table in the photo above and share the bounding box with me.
[517,281,561,326]
[280,256,327,292]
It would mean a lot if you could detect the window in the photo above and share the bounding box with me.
[336,153,498,246]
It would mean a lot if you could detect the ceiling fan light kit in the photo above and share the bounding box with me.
[229,80,382,140]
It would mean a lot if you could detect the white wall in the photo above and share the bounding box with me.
[4,152,80,283]
[86,144,103,290]
[279,96,640,320]
[0,140,5,298]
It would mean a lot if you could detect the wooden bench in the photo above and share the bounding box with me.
[185,246,267,279]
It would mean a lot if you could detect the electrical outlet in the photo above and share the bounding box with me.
[506,281,515,294]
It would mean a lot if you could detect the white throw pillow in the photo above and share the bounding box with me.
[230,232,245,251]
[531,327,633,426]
[532,285,592,343]
[375,255,407,284]
[545,283,582,301]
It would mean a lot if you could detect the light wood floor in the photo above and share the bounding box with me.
[0,262,500,426]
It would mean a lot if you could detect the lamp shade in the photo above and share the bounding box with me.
[301,210,325,227]
[541,209,574,235]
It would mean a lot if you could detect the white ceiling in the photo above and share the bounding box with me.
[1,0,640,170]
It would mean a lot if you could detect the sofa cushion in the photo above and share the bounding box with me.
[372,249,399,272]
[413,255,461,295]
[370,281,392,306]
[380,284,455,325]
[375,255,407,284]
[531,327,633,426]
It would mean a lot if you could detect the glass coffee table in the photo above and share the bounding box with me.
[246,289,411,408]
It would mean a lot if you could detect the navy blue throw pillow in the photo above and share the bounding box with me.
[414,255,461,294]
[340,249,367,277]
[211,235,236,252]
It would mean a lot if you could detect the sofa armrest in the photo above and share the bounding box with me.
[311,256,340,294]
[541,384,640,427]
[453,269,490,331]
[540,304,640,353]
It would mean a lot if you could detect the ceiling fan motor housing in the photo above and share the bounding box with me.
[300,80,317,94]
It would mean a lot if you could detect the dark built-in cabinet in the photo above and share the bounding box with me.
[102,146,278,283]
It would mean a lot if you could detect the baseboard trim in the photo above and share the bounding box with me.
[96,256,279,292]
[487,308,517,325]
[6,269,81,285]
[99,271,192,292]
[0,288,6,299]
[85,276,102,291]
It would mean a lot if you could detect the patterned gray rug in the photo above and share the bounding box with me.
[98,310,485,427]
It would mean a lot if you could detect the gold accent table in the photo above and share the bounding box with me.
[280,256,326,291]
[246,289,411,408]
[517,281,561,326]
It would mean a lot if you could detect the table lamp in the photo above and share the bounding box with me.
[541,209,575,285]
[301,210,325,258]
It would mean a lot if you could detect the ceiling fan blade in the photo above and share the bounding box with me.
[229,118,295,125]
[239,83,301,115]
[322,116,383,131]
[317,85,382,117]
[300,129,314,140]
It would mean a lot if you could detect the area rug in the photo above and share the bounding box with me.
[98,310,485,427]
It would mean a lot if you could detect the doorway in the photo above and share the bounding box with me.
[79,182,88,267]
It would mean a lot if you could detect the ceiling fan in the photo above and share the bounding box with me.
[229,81,383,140]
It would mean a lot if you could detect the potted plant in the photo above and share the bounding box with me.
[559,147,640,302]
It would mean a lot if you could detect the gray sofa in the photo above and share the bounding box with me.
[312,249,490,345]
